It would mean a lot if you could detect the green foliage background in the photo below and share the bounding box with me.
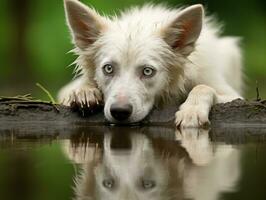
[0,0,265,100]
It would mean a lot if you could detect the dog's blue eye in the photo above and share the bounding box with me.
[143,67,155,77]
[103,64,114,75]
[102,179,115,189]
[142,179,156,189]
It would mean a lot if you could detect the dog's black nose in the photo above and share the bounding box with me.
[110,103,133,121]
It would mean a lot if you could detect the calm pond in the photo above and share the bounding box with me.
[0,126,266,200]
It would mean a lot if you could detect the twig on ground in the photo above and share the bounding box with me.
[256,80,261,101]
[36,83,57,104]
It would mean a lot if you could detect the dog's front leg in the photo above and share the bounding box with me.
[58,75,103,108]
[175,84,242,128]
[175,84,218,128]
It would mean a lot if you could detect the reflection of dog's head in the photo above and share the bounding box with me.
[64,0,203,123]
[66,132,189,200]
[64,128,241,200]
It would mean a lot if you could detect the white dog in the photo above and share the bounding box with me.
[58,0,243,127]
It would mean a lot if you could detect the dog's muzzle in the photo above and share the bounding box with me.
[110,103,133,121]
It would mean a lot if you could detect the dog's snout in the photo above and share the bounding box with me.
[110,103,133,121]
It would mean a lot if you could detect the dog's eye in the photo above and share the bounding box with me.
[142,179,156,190]
[143,67,155,77]
[102,178,115,189]
[103,64,114,75]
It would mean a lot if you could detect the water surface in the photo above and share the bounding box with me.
[0,126,266,200]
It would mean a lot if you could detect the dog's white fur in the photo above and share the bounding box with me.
[58,0,243,127]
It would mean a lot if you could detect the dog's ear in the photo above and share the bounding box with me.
[162,4,203,56]
[64,0,107,50]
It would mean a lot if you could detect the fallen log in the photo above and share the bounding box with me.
[0,97,266,142]
[0,97,266,127]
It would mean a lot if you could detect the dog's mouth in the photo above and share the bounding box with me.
[104,103,148,125]
[105,110,152,126]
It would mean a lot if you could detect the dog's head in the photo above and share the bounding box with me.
[64,0,203,123]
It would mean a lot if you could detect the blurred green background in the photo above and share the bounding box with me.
[0,0,265,100]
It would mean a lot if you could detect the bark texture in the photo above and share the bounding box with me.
[0,98,266,134]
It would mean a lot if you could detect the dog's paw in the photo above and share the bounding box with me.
[175,105,210,128]
[60,87,103,111]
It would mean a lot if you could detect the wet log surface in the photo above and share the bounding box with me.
[0,98,266,140]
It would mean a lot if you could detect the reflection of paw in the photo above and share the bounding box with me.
[175,128,212,166]
[59,87,103,113]
[175,105,210,128]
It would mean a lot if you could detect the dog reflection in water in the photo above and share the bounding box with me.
[64,129,240,200]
